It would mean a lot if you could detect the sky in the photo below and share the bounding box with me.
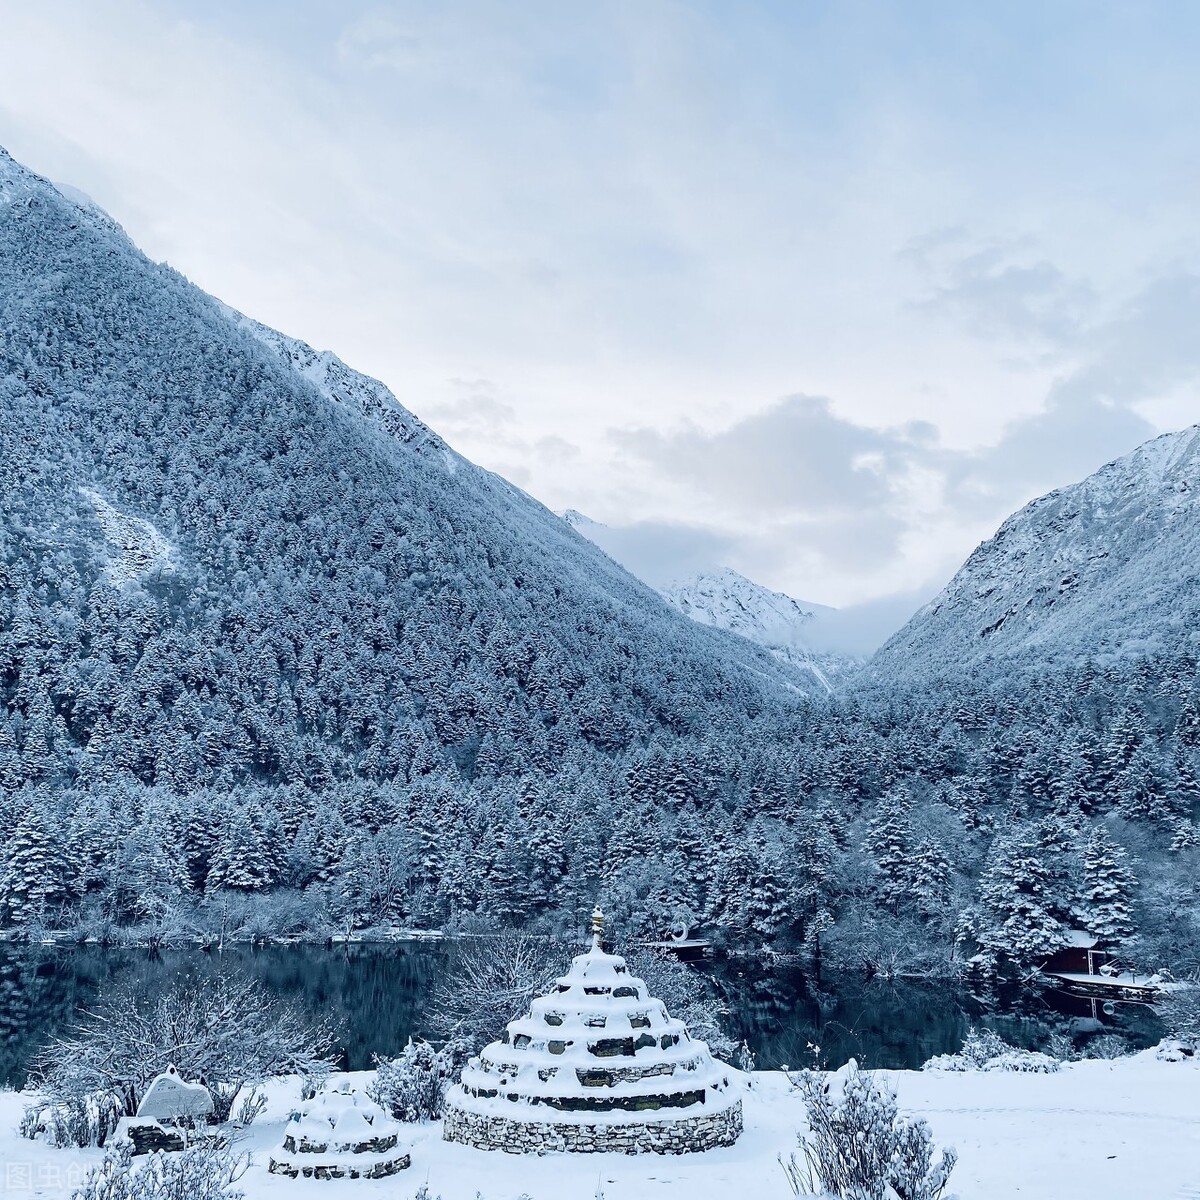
[2,1,1199,620]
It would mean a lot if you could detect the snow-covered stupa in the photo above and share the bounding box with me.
[443,909,742,1154]
[269,1084,411,1180]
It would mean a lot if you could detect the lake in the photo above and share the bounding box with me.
[0,942,1161,1089]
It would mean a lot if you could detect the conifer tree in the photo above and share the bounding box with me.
[0,796,69,923]
[206,806,272,893]
[1074,827,1136,944]
[863,786,914,910]
[976,826,1067,963]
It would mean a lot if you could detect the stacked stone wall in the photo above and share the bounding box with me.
[267,1152,410,1180]
[442,1098,742,1155]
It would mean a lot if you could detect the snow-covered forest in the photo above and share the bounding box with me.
[2,145,1199,986]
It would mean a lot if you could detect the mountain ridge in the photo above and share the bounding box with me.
[872,424,1200,677]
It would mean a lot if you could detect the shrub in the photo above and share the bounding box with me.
[368,1038,470,1123]
[25,972,336,1146]
[20,1088,123,1150]
[428,934,561,1048]
[70,1140,247,1200]
[923,1026,1059,1073]
[782,1060,956,1200]
[1082,1033,1131,1060]
[1156,983,1200,1052]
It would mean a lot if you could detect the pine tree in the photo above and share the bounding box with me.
[0,796,70,923]
[1113,744,1175,824]
[1074,827,1136,944]
[976,826,1067,963]
[863,786,913,910]
[206,806,272,893]
[909,839,952,919]
[106,818,191,921]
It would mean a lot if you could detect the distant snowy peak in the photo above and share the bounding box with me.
[660,568,830,646]
[561,509,599,531]
[221,307,453,465]
[558,511,857,690]
[660,568,855,690]
[873,424,1200,676]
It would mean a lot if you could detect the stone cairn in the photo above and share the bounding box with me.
[269,1084,411,1180]
[443,908,742,1154]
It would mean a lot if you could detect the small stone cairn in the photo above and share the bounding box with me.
[123,1065,216,1154]
[269,1083,411,1180]
[443,908,743,1154]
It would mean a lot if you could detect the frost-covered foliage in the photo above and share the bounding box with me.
[24,972,334,1145]
[70,1140,247,1200]
[1156,984,1200,1052]
[923,1027,1060,1074]
[428,934,562,1048]
[368,1038,469,1122]
[782,1060,957,1200]
[1081,1033,1132,1060]
[19,1085,123,1150]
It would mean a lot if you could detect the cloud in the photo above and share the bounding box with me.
[606,264,1191,595]
[334,12,421,72]
[609,396,940,579]
[567,518,739,590]
[424,385,516,438]
[904,230,1096,348]
[611,395,925,519]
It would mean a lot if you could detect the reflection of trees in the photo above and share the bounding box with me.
[708,961,979,1071]
[0,947,127,1088]
[0,946,1165,1089]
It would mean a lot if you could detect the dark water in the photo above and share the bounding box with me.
[0,943,1161,1089]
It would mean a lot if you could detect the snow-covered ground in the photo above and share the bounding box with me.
[3,1053,1197,1200]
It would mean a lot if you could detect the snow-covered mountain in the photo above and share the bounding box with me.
[872,426,1200,677]
[559,513,860,690]
[661,567,833,643]
[658,569,857,690]
[221,305,453,465]
[0,143,803,803]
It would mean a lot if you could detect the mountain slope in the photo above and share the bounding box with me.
[873,426,1200,677]
[0,144,799,804]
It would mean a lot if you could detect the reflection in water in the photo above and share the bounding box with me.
[0,944,1161,1089]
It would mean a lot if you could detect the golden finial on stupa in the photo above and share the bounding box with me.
[591,906,604,947]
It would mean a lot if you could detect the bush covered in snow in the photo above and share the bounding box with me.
[24,972,335,1146]
[1082,1033,1132,1060]
[70,1140,247,1200]
[1156,984,1200,1054]
[429,933,562,1048]
[782,1059,956,1200]
[922,1027,1060,1073]
[368,1038,470,1123]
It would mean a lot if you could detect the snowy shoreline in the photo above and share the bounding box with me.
[4,1053,1197,1200]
